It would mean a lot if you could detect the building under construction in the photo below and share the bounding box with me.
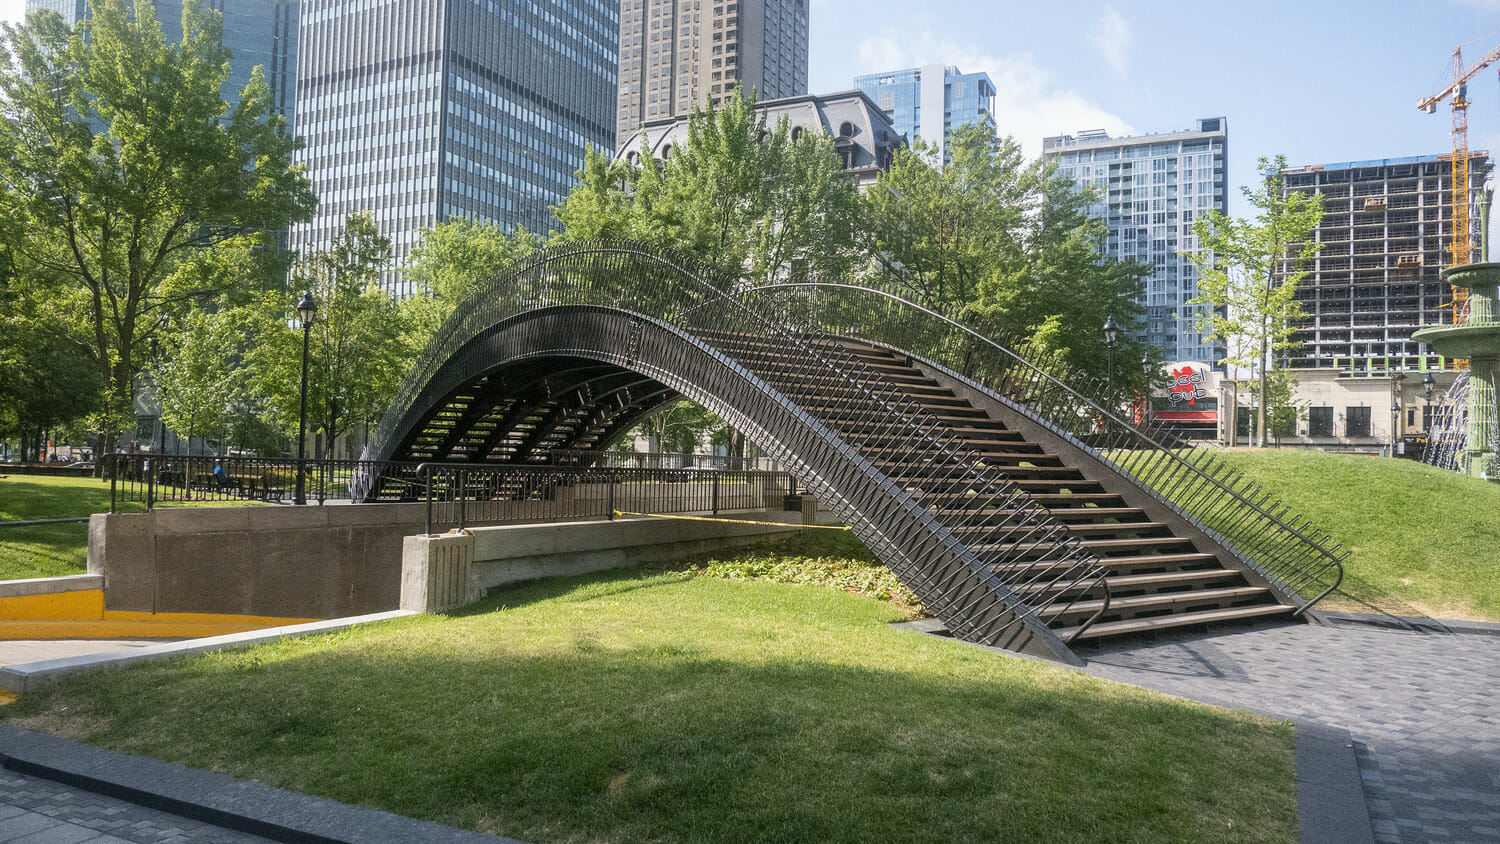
[1280,152,1491,372]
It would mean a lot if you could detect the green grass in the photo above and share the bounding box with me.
[0,473,115,579]
[0,473,267,580]
[1200,449,1500,622]
[4,569,1295,844]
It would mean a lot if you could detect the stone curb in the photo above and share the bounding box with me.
[0,610,422,693]
[0,724,524,843]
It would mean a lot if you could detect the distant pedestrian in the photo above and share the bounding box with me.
[213,461,230,490]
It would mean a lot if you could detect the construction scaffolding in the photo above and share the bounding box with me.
[1281,154,1491,372]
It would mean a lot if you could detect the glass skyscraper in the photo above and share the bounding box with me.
[24,0,299,127]
[854,65,995,165]
[1042,118,1229,365]
[292,0,619,294]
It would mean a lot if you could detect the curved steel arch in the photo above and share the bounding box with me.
[368,241,1104,662]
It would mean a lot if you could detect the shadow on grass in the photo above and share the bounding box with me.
[5,618,1295,844]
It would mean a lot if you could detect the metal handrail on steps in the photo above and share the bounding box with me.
[749,283,1347,616]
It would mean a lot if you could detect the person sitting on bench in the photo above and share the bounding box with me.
[213,461,232,490]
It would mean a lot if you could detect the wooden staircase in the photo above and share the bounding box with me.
[719,331,1299,647]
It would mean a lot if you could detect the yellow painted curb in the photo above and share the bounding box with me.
[0,590,105,621]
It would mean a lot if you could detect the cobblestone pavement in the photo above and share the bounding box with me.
[0,767,273,843]
[1075,622,1500,844]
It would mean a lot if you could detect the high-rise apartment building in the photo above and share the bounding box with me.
[615,0,808,148]
[1042,118,1229,365]
[25,0,299,125]
[1279,153,1492,371]
[292,0,619,293]
[854,65,994,164]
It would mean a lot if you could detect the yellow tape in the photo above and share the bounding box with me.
[613,511,851,530]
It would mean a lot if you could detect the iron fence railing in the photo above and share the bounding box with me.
[102,453,793,531]
[103,452,415,511]
[546,449,780,471]
[416,463,792,534]
[753,283,1347,613]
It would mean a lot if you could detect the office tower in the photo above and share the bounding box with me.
[616,0,808,148]
[25,0,299,126]
[1042,118,1229,365]
[616,90,901,188]
[854,65,995,165]
[1279,153,1492,371]
[292,0,619,293]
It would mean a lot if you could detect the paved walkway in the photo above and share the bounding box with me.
[1075,622,1500,844]
[0,767,273,843]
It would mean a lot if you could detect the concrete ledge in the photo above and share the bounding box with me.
[0,724,521,843]
[472,514,804,589]
[0,574,104,599]
[0,610,419,693]
[1296,720,1376,844]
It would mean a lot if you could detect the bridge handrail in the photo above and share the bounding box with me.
[749,283,1347,614]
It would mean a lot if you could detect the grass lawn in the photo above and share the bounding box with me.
[4,565,1295,844]
[0,473,262,581]
[1201,449,1500,623]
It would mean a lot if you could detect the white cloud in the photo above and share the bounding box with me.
[1090,7,1131,77]
[855,31,1135,159]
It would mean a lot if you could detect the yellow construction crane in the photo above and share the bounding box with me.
[1419,42,1500,304]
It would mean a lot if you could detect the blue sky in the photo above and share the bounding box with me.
[5,0,1500,216]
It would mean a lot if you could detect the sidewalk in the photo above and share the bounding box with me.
[0,725,523,843]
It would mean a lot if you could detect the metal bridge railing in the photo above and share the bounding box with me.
[755,283,1347,614]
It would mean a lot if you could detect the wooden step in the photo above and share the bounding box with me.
[1051,603,1297,641]
[1038,585,1276,621]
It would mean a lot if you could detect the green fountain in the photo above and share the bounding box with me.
[1413,262,1500,480]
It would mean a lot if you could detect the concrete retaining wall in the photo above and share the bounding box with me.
[90,501,819,620]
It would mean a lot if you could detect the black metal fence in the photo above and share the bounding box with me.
[416,463,792,533]
[546,449,780,471]
[102,453,792,534]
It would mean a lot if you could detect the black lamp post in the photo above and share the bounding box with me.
[294,291,316,506]
[1141,350,1153,425]
[1391,400,1401,457]
[1102,315,1120,408]
[1423,373,1436,433]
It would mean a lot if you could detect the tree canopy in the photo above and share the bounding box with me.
[0,0,315,455]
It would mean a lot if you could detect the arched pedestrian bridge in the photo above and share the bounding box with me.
[365,241,1346,664]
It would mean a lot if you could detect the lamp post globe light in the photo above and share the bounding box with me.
[294,291,316,506]
[1102,315,1120,408]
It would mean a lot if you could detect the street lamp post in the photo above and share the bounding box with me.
[1102,315,1120,409]
[1141,351,1153,425]
[1423,373,1436,429]
[294,291,317,506]
[1391,400,1401,458]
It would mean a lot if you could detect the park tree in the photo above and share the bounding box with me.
[250,214,406,460]
[0,309,101,461]
[152,308,239,455]
[555,89,862,288]
[864,124,1147,388]
[401,219,540,353]
[1189,154,1323,447]
[0,0,316,459]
